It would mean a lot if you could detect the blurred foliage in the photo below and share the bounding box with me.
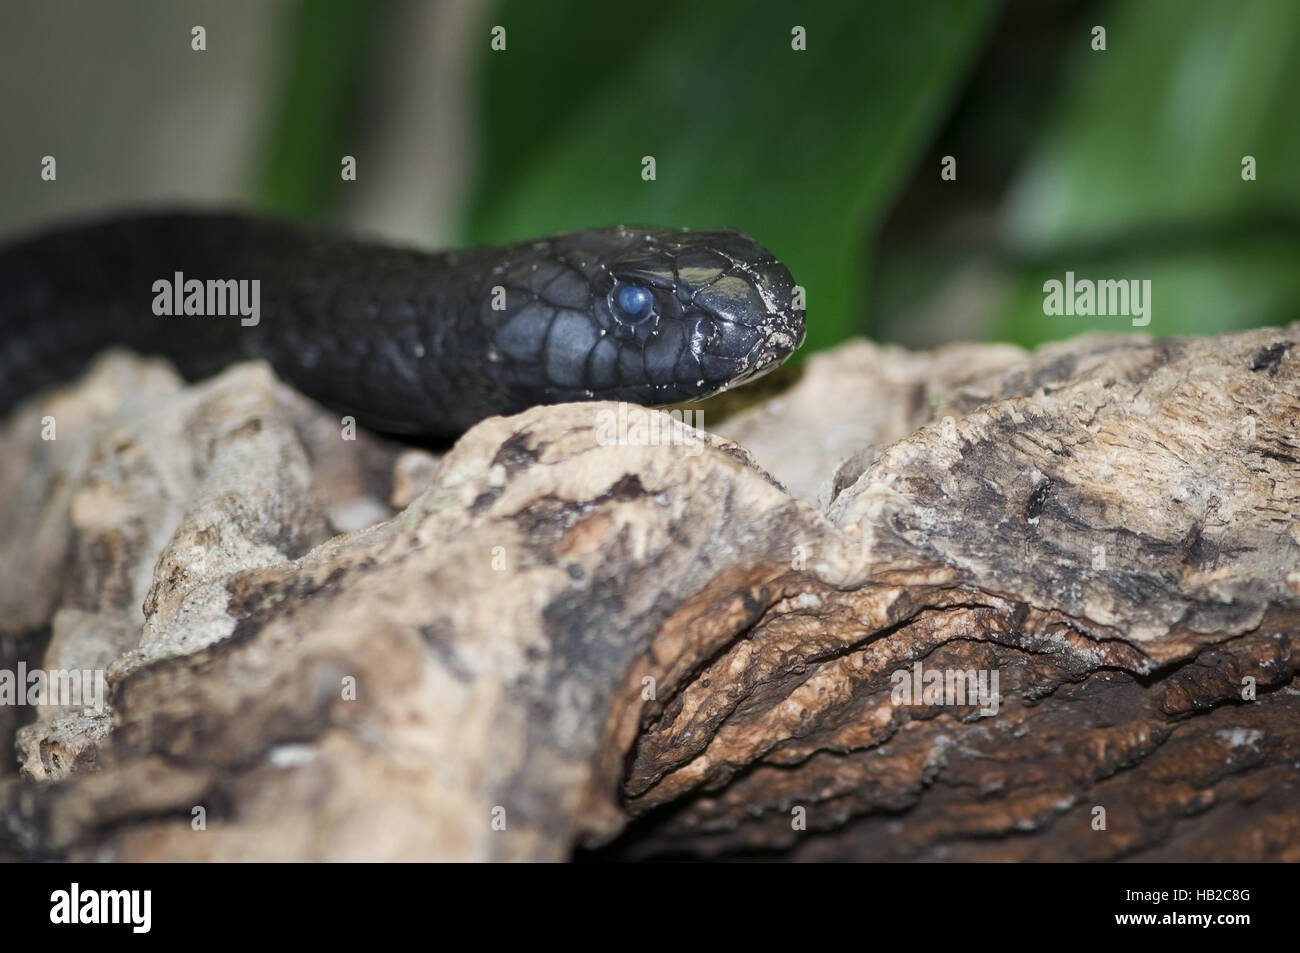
[995,0,1300,344]
[258,0,393,221]
[465,0,999,355]
[1004,0,1300,246]
[257,0,1300,353]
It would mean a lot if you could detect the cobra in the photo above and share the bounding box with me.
[0,211,806,437]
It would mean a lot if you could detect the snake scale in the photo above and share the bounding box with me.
[0,211,805,437]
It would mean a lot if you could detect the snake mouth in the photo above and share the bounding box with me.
[723,319,803,388]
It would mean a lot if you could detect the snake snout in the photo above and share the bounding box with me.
[753,278,806,367]
[760,326,800,361]
[733,322,801,384]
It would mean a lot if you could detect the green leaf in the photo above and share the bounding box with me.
[255,0,394,220]
[466,0,1000,354]
[1000,242,1300,347]
[995,0,1300,344]
[1005,0,1300,248]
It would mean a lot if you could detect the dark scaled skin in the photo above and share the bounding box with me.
[0,211,805,437]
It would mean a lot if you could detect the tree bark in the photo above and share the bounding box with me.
[1,325,1297,861]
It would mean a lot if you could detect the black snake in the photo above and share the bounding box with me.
[0,211,805,437]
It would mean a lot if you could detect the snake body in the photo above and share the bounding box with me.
[0,212,804,437]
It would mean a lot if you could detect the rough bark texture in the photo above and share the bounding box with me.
[1,325,1297,861]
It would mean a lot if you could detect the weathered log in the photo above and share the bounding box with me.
[1,325,1297,861]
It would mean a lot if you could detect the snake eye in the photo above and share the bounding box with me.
[613,283,654,323]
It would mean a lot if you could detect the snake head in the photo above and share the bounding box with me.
[486,226,805,409]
